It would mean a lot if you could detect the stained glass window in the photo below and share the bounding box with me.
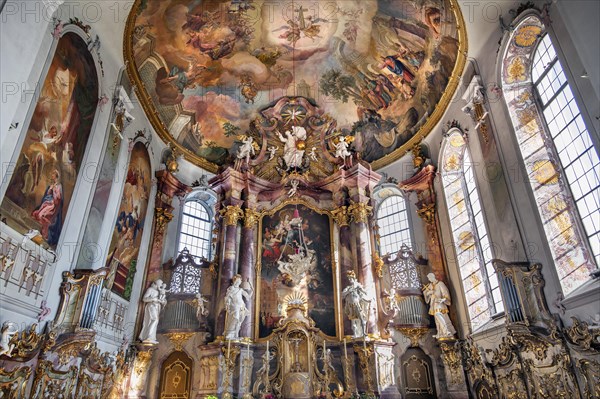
[178,201,212,261]
[502,16,599,295]
[441,130,503,329]
[376,195,413,256]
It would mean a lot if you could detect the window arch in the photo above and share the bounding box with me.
[178,200,213,261]
[375,191,413,256]
[441,129,503,329]
[502,15,599,294]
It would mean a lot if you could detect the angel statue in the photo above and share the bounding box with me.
[333,136,352,169]
[194,293,210,321]
[224,274,253,340]
[0,322,18,357]
[236,136,255,164]
[342,271,371,338]
[422,273,456,339]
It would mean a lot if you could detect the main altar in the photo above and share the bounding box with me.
[139,96,458,399]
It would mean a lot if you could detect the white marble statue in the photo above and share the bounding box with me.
[308,146,318,161]
[334,136,352,169]
[224,274,253,340]
[0,321,18,357]
[277,125,307,169]
[194,293,210,320]
[138,279,167,344]
[342,271,371,338]
[237,136,255,164]
[423,273,456,339]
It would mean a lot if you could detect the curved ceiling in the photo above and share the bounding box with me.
[125,0,466,173]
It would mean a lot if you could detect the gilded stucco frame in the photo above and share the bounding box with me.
[122,0,468,173]
[253,199,342,341]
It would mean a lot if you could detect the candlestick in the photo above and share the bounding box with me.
[363,336,367,350]
[247,342,250,358]
[227,339,231,359]
[266,340,269,354]
[323,339,326,354]
[343,338,348,360]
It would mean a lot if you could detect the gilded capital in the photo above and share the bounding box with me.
[243,207,260,228]
[331,206,349,227]
[155,207,174,235]
[417,202,436,226]
[348,201,372,224]
[411,143,425,170]
[220,205,244,226]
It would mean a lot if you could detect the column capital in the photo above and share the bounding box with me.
[331,205,350,227]
[154,206,174,235]
[220,205,244,226]
[348,200,372,224]
[243,207,260,228]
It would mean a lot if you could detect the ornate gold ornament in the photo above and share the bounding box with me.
[165,332,195,351]
[243,208,260,228]
[372,252,384,278]
[348,201,372,224]
[396,327,428,347]
[353,342,375,395]
[439,340,464,385]
[220,205,244,226]
[564,317,600,351]
[155,207,174,235]
[416,202,435,226]
[411,143,425,169]
[331,206,349,227]
[0,365,31,398]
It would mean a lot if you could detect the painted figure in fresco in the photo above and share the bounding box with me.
[138,279,167,344]
[422,273,456,339]
[262,228,282,260]
[276,126,307,169]
[342,271,371,338]
[224,274,253,339]
[381,56,415,83]
[31,169,63,246]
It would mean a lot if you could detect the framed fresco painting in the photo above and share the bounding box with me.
[0,32,99,249]
[104,142,152,300]
[255,203,338,339]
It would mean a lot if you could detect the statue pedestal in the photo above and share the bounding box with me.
[439,338,469,398]
[127,343,157,399]
[352,340,401,399]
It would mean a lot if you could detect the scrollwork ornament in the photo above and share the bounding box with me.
[372,252,384,278]
[348,201,372,224]
[416,202,436,226]
[220,205,244,226]
[154,207,173,235]
[165,332,195,351]
[440,340,464,385]
[564,317,600,351]
[396,327,428,347]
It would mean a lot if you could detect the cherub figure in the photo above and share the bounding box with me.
[0,322,18,357]
[194,293,210,320]
[237,136,256,164]
[268,145,278,161]
[287,179,300,197]
[308,146,318,161]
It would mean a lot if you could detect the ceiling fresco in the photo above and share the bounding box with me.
[125,0,466,173]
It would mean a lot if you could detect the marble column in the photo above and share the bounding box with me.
[348,199,379,336]
[145,170,190,285]
[239,207,259,338]
[332,205,352,337]
[215,203,244,336]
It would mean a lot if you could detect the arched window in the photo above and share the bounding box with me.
[178,201,212,261]
[502,15,599,294]
[441,129,503,329]
[375,194,413,256]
